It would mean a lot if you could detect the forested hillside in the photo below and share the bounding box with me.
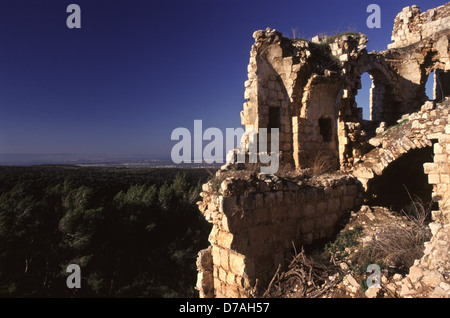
[0,166,213,297]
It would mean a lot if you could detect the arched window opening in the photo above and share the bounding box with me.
[355,73,373,121]
[425,70,435,101]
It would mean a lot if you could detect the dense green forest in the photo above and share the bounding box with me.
[0,165,213,297]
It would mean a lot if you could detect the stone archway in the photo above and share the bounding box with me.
[351,100,449,223]
[353,54,403,125]
[420,45,450,104]
[366,146,434,212]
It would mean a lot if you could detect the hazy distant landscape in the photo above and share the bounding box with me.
[0,153,221,169]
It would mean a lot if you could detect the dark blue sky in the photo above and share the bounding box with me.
[0,0,445,159]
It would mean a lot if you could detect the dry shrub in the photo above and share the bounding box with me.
[401,195,432,233]
[357,198,431,272]
[311,151,335,176]
[364,224,430,271]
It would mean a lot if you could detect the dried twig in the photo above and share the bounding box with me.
[262,264,281,298]
[260,246,342,298]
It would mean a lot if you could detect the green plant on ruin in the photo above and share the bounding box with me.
[381,119,409,137]
[207,174,225,195]
[325,225,363,259]
[351,246,384,276]
[321,32,361,44]
[290,37,310,44]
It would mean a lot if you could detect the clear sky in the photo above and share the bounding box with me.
[0,0,446,160]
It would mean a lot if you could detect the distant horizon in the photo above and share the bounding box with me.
[0,152,170,158]
[0,152,227,167]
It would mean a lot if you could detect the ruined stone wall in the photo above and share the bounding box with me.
[388,3,450,50]
[382,34,450,112]
[198,99,450,299]
[196,3,450,299]
[352,99,450,223]
[240,4,449,171]
[241,29,303,166]
[196,174,363,298]
[239,29,416,170]
[397,222,450,297]
[424,104,450,224]
[241,30,369,170]
[381,99,450,298]
[387,104,450,297]
[384,3,450,113]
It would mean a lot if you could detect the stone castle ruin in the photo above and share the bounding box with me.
[196,3,450,298]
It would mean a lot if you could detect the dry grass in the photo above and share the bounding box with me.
[310,152,336,176]
[356,197,432,272]
[362,224,429,271]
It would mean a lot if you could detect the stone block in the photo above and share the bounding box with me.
[440,174,449,184]
[422,271,444,287]
[324,186,333,198]
[428,174,440,184]
[221,214,231,232]
[345,184,358,196]
[314,217,323,230]
[223,284,241,298]
[304,204,315,217]
[316,201,328,216]
[365,286,381,298]
[219,248,230,271]
[241,194,255,210]
[322,216,333,228]
[216,231,234,249]
[226,272,235,285]
[219,196,237,213]
[300,219,314,233]
[423,162,438,174]
[218,267,227,282]
[275,191,284,203]
[211,247,221,268]
[339,54,348,62]
[253,207,269,224]
[353,166,374,179]
[229,252,246,277]
[264,192,276,205]
[255,193,264,208]
[287,205,302,219]
[408,265,423,283]
[306,188,318,202]
[434,154,447,163]
[341,195,355,211]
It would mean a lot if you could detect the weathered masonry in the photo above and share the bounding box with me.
[352,100,450,223]
[196,3,450,298]
[240,3,450,170]
[196,175,363,297]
